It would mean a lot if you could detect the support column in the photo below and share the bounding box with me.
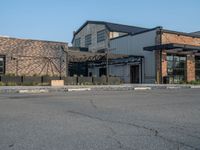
[155,51,161,84]
[187,54,195,82]
[162,51,168,78]
[156,50,167,84]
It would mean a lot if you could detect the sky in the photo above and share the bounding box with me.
[0,0,199,44]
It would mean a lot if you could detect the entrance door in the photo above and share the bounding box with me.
[99,68,107,77]
[130,65,139,83]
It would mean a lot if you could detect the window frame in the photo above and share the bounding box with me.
[85,34,92,47]
[167,54,186,83]
[195,56,200,80]
[97,30,106,43]
[74,38,81,47]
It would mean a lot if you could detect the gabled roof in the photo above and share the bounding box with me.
[72,21,149,42]
[192,31,200,35]
[103,21,148,34]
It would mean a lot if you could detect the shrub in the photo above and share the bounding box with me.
[0,82,6,86]
[6,82,17,86]
[178,81,187,84]
[5,73,16,76]
[187,80,200,85]
[36,83,50,86]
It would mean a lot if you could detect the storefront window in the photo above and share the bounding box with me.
[167,55,186,83]
[195,56,200,80]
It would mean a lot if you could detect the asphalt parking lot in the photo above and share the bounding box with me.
[0,89,200,150]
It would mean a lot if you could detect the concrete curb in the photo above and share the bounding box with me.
[18,89,49,94]
[166,86,182,89]
[67,88,91,92]
[190,86,200,89]
[134,87,152,91]
[0,84,199,94]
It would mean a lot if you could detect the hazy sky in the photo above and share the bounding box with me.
[0,0,199,44]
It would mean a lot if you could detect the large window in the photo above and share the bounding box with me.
[97,30,106,43]
[0,56,5,74]
[85,34,92,47]
[74,38,81,47]
[195,56,200,80]
[167,55,186,83]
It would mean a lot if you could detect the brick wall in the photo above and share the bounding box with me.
[161,32,200,82]
[186,54,195,82]
[162,32,200,46]
[0,37,68,76]
[162,51,168,77]
[155,50,168,84]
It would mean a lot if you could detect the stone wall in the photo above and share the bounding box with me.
[0,37,68,76]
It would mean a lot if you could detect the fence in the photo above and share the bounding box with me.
[0,76,121,85]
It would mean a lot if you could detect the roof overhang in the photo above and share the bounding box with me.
[66,50,140,63]
[143,43,200,52]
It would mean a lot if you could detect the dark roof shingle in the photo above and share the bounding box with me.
[74,21,148,35]
[102,21,148,34]
[192,31,200,35]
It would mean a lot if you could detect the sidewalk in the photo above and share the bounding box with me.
[0,84,199,94]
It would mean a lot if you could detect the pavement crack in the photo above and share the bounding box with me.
[157,134,200,150]
[8,144,14,148]
[107,135,136,150]
[89,99,98,109]
[170,126,200,140]
[67,110,157,133]
[66,110,200,150]
[106,125,117,135]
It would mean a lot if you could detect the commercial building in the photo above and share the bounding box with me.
[72,21,200,84]
[0,36,126,81]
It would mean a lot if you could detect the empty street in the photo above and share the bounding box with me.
[0,89,200,150]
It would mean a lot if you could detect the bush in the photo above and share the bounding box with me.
[0,82,6,86]
[5,73,16,77]
[6,82,18,86]
[187,80,200,85]
[36,83,50,86]
[21,82,38,86]
[178,81,187,84]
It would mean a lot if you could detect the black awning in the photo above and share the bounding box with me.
[143,43,200,51]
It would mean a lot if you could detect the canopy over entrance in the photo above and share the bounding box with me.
[143,43,200,54]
